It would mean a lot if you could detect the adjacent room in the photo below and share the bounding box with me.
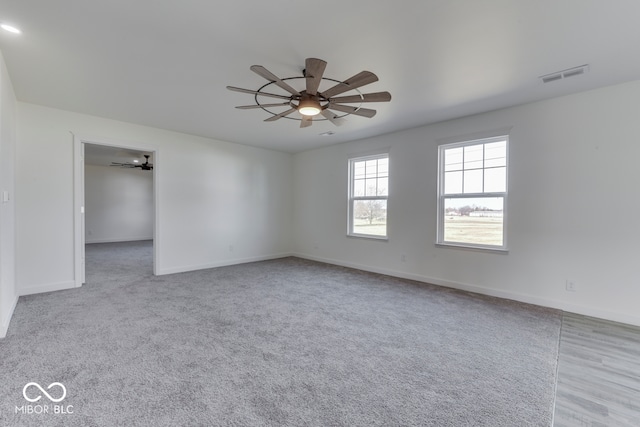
[83,144,155,280]
[0,1,639,426]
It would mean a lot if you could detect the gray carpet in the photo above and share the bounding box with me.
[1,241,561,426]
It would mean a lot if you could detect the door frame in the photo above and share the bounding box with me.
[73,134,159,285]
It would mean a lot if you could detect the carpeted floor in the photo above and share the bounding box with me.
[1,241,562,426]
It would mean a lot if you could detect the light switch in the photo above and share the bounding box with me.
[2,190,8,203]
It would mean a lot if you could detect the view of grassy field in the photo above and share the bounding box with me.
[353,219,387,236]
[444,216,502,246]
[352,216,503,244]
[443,216,503,246]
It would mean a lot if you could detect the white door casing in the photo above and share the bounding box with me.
[73,134,159,286]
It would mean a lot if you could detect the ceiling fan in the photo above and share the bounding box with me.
[227,58,391,128]
[110,154,153,171]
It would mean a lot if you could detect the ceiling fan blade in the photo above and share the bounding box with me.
[327,103,377,118]
[235,102,291,109]
[250,65,300,96]
[264,108,297,122]
[300,115,313,128]
[321,71,379,99]
[320,109,346,126]
[305,58,327,96]
[329,91,391,103]
[227,86,292,100]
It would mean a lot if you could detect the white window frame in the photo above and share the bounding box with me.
[348,152,389,240]
[437,135,509,252]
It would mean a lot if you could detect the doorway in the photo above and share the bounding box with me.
[73,136,159,285]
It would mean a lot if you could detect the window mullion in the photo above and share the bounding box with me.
[352,196,388,201]
[461,146,465,193]
[481,143,485,192]
[443,192,505,199]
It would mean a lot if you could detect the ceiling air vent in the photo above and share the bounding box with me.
[540,64,589,84]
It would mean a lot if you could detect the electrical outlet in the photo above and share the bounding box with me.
[228,245,234,252]
[565,280,578,292]
[401,254,406,263]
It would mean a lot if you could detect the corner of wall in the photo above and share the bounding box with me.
[0,295,18,338]
[0,49,18,339]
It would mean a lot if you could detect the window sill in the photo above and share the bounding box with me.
[435,242,508,254]
[347,234,389,242]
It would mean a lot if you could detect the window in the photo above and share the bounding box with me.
[437,136,508,250]
[348,153,389,238]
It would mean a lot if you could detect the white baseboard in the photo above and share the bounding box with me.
[293,252,640,328]
[156,252,293,276]
[18,281,78,297]
[0,296,19,339]
[86,237,153,244]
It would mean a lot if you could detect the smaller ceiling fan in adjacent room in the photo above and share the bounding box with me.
[110,154,153,171]
[227,58,391,128]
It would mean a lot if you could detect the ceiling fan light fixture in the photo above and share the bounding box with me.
[298,98,321,116]
[228,58,391,127]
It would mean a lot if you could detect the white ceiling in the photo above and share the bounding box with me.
[1,1,640,153]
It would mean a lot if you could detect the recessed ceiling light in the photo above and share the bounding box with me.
[133,159,139,163]
[319,131,335,137]
[1,24,22,34]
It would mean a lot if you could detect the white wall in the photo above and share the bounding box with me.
[293,79,640,326]
[16,103,293,295]
[0,51,17,338]
[85,164,153,243]
[10,76,640,329]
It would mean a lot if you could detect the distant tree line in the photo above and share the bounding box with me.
[445,205,499,216]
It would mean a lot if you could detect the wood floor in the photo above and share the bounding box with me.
[553,312,640,426]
